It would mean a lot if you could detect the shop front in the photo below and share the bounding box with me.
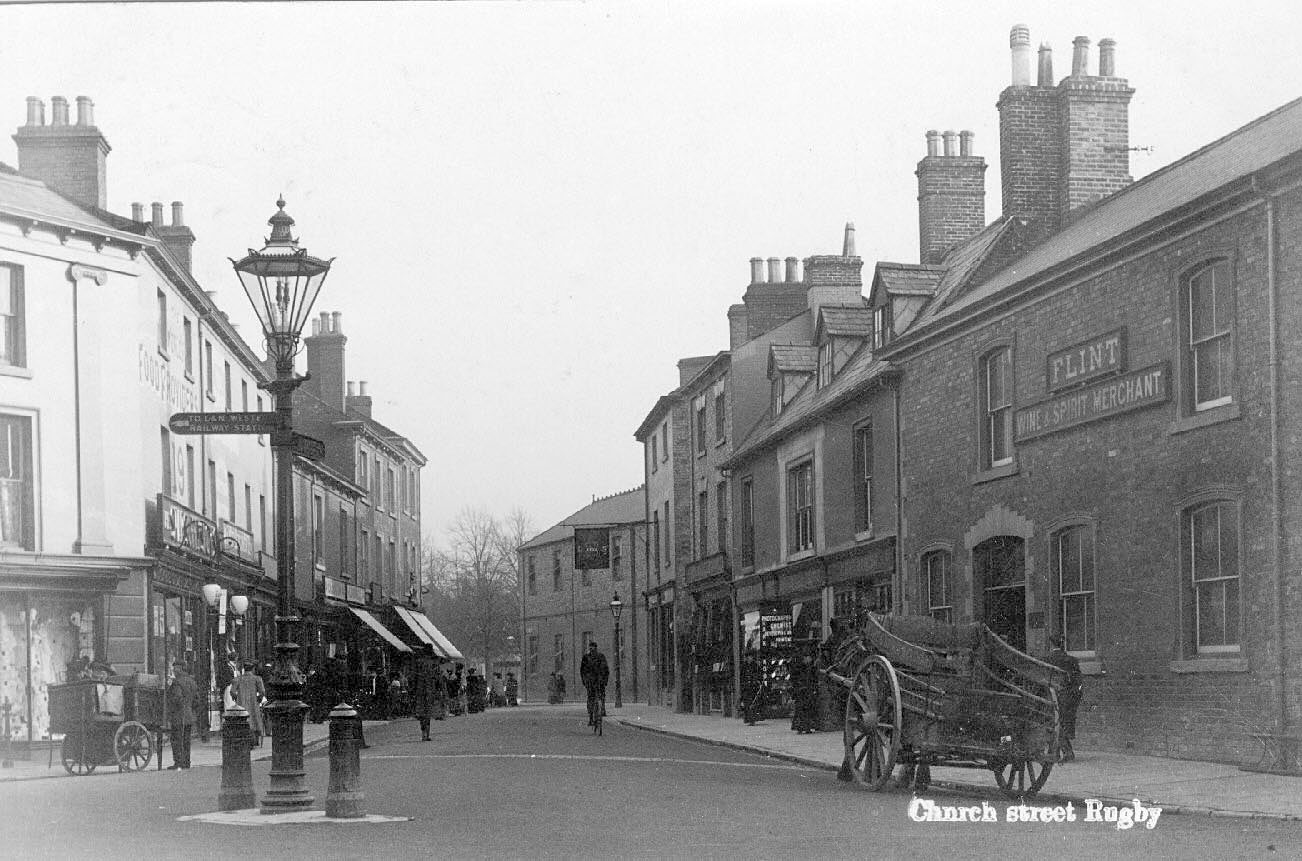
[685,553,734,717]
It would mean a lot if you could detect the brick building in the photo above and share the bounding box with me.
[518,488,645,704]
[875,27,1302,765]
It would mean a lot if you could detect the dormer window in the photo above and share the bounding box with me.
[772,376,784,416]
[817,342,833,389]
[873,304,892,349]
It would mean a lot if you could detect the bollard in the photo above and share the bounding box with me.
[325,703,365,819]
[2,698,14,768]
[218,703,256,811]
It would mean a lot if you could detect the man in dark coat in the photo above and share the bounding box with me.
[166,660,199,769]
[1047,635,1083,762]
[411,644,441,741]
[579,642,609,725]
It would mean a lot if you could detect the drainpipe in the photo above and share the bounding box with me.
[1263,186,1290,767]
[888,369,905,615]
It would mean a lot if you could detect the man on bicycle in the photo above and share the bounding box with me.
[580,641,609,726]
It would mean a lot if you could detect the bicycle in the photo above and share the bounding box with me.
[587,689,605,736]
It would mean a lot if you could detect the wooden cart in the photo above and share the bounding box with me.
[48,676,168,776]
[821,613,1065,798]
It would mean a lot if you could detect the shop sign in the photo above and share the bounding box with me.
[1046,329,1126,393]
[218,521,256,563]
[573,527,611,570]
[346,584,367,605]
[759,605,792,650]
[324,577,347,601]
[1015,362,1170,442]
[159,497,218,559]
[139,344,200,413]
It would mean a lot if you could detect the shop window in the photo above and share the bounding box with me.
[924,550,953,623]
[1052,524,1096,653]
[786,459,814,554]
[979,346,1013,469]
[0,414,34,549]
[1183,499,1241,654]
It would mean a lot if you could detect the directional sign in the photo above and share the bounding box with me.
[169,412,281,435]
[291,432,327,462]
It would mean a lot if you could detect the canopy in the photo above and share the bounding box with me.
[349,607,411,652]
[393,605,464,660]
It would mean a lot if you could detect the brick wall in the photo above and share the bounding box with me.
[1059,78,1134,217]
[917,155,986,265]
[893,191,1302,764]
[998,85,1063,234]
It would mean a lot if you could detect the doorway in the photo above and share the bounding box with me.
[973,536,1026,651]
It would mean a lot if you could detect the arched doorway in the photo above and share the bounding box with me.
[973,536,1026,651]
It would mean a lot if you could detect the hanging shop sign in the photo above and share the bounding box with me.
[573,527,611,570]
[159,496,218,559]
[1015,362,1170,442]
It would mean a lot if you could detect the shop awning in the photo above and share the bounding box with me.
[393,605,464,660]
[350,607,411,652]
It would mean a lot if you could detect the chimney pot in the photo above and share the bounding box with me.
[50,96,69,126]
[1037,42,1055,86]
[767,257,781,283]
[359,381,368,396]
[1010,24,1032,86]
[959,130,974,157]
[1071,36,1091,77]
[926,130,941,157]
[320,311,330,332]
[25,97,44,127]
[749,257,764,283]
[331,311,342,334]
[1098,38,1116,76]
[347,381,356,397]
[75,96,93,127]
[843,222,857,257]
[311,318,321,336]
[785,256,799,282]
[150,202,164,227]
[170,201,184,227]
[942,130,958,157]
[131,202,144,222]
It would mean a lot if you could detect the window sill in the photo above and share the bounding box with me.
[184,372,195,383]
[854,529,874,543]
[0,365,33,379]
[972,461,1019,485]
[1169,402,1241,435]
[158,347,170,361]
[1078,660,1105,676]
[1169,656,1248,674]
[786,549,816,563]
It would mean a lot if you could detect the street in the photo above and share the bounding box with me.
[2,705,1299,860]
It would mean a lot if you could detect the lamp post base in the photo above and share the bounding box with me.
[260,639,313,814]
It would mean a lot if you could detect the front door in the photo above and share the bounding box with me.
[974,536,1026,651]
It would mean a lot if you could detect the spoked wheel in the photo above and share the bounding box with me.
[992,758,1053,798]
[114,721,153,772]
[61,734,97,776]
[843,655,902,790]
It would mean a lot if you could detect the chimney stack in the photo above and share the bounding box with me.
[842,222,856,257]
[346,378,372,418]
[1071,36,1091,77]
[304,309,348,412]
[917,128,986,265]
[767,257,781,283]
[805,224,864,318]
[785,257,799,282]
[1058,35,1133,216]
[1098,38,1116,76]
[151,202,164,227]
[131,202,144,222]
[155,200,197,272]
[13,95,111,209]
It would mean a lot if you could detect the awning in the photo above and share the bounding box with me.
[393,605,463,660]
[350,607,411,652]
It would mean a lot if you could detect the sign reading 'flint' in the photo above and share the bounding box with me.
[169,411,281,435]
[1046,329,1126,393]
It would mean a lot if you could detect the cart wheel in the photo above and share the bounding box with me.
[114,721,153,772]
[992,757,1053,798]
[843,655,902,791]
[61,735,97,776]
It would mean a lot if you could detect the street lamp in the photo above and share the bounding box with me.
[231,198,333,814]
[609,593,623,708]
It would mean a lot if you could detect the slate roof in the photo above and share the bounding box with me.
[768,344,818,374]
[908,95,1302,337]
[817,306,874,339]
[875,263,943,296]
[0,169,145,241]
[518,486,646,551]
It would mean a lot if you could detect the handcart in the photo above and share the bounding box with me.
[47,676,168,776]
[821,613,1065,798]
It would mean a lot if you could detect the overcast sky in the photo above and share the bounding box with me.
[5,1,1299,543]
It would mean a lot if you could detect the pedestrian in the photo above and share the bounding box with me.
[489,673,505,708]
[447,664,463,716]
[465,668,485,713]
[411,643,441,741]
[579,642,609,726]
[547,672,558,705]
[166,660,199,770]
[229,661,267,746]
[789,640,819,734]
[505,671,519,706]
[555,672,566,703]
[1047,635,1083,762]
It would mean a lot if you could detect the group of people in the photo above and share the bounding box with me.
[407,643,519,740]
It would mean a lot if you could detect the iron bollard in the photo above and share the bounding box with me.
[325,703,365,819]
[218,703,256,811]
[2,698,13,769]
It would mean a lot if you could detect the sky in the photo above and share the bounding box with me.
[4,1,1300,543]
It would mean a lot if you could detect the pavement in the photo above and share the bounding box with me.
[0,720,386,782]
[607,702,1302,822]
[7,705,1300,824]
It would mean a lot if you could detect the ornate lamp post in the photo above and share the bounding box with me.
[609,593,623,708]
[231,198,333,813]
